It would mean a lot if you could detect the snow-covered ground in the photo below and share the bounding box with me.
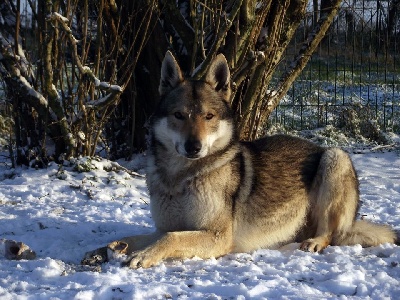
[0,148,399,299]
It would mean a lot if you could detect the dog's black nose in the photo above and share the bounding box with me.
[184,139,202,156]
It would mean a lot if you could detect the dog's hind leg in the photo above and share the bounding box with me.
[300,148,359,252]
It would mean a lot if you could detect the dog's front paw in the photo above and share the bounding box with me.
[124,249,162,269]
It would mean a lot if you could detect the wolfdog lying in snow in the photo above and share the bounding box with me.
[82,51,396,268]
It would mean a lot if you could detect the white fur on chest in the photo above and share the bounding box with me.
[146,154,229,232]
[150,175,227,232]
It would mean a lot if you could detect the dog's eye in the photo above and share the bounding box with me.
[205,113,214,120]
[174,112,185,120]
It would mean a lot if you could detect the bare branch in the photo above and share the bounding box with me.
[192,0,243,79]
[47,12,123,98]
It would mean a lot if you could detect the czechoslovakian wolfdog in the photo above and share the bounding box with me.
[82,51,396,268]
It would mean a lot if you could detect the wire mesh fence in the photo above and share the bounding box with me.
[269,0,400,135]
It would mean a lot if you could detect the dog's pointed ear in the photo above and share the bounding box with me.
[205,54,231,100]
[159,51,184,97]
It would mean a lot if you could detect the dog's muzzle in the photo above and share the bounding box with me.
[183,139,202,159]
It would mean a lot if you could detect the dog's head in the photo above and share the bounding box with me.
[152,51,235,160]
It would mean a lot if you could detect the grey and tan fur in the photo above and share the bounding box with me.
[82,51,396,269]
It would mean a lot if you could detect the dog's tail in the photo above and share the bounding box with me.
[335,220,397,247]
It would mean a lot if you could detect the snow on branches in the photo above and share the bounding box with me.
[47,12,123,108]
